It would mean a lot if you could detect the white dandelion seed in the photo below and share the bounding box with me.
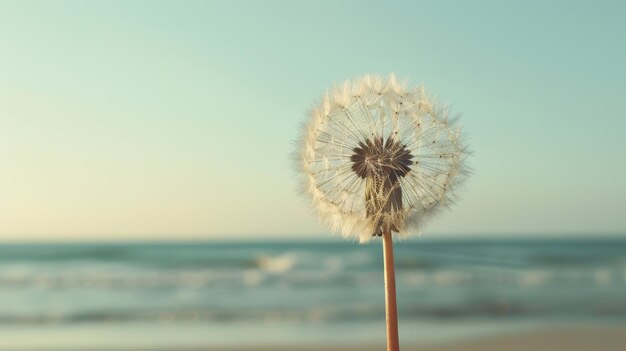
[295,74,470,243]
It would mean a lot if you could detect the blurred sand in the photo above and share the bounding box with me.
[214,325,626,351]
[419,325,626,351]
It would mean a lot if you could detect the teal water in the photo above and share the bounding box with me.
[0,238,625,349]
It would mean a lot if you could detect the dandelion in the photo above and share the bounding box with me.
[295,74,470,351]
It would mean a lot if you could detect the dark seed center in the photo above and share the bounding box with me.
[350,136,413,179]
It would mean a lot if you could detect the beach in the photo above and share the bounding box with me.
[2,1,625,350]
[247,326,626,351]
[421,325,626,351]
[2,325,625,350]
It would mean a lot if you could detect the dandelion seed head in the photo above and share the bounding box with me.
[295,74,469,243]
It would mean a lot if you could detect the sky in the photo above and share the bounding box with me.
[1,0,625,241]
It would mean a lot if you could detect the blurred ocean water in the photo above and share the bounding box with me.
[0,238,625,349]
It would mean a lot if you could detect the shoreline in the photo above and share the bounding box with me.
[2,324,624,351]
[223,325,626,351]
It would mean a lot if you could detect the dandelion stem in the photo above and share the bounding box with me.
[382,230,399,351]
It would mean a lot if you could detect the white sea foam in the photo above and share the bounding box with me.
[518,270,550,287]
[256,254,296,273]
[433,270,471,287]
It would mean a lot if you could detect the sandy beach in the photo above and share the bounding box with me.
[410,325,626,351]
[218,325,626,351]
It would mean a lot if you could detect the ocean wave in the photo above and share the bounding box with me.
[3,298,626,326]
[1,265,625,290]
[1,239,626,328]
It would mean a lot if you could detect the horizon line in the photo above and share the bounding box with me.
[0,232,624,244]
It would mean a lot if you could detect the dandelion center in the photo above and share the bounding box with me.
[350,136,413,179]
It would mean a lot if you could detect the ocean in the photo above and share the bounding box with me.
[0,238,625,350]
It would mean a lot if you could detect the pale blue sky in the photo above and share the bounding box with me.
[1,0,624,241]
